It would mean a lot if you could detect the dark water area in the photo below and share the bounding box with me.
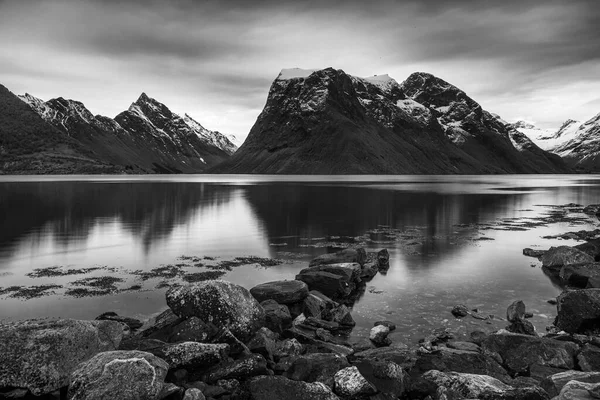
[1,175,599,345]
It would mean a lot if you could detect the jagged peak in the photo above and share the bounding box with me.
[512,120,538,130]
[277,68,319,80]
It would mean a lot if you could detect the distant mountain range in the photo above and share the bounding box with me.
[0,85,236,174]
[3,67,599,174]
[512,115,600,172]
[212,68,567,174]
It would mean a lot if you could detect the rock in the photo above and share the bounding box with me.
[250,280,309,304]
[316,328,335,342]
[329,304,355,327]
[206,354,268,382]
[584,205,600,215]
[523,248,546,258]
[351,346,416,371]
[160,383,183,398]
[202,385,226,398]
[541,246,594,270]
[284,353,350,388]
[506,319,536,336]
[447,341,480,352]
[413,347,509,382]
[0,319,124,396]
[360,263,379,280]
[555,380,600,400]
[576,239,600,260]
[309,248,367,268]
[209,327,250,356]
[451,304,469,318]
[67,350,168,400]
[117,337,168,358]
[285,326,354,357]
[481,332,579,375]
[95,312,143,331]
[578,344,600,371]
[217,378,240,393]
[370,325,391,347]
[507,300,526,322]
[525,312,534,318]
[303,317,340,331]
[137,309,181,338]
[555,289,600,334]
[469,331,488,346]
[560,263,600,288]
[183,388,205,400]
[248,375,339,400]
[261,299,293,334]
[419,370,548,400]
[166,280,265,341]
[377,249,390,270]
[295,271,352,299]
[163,342,229,369]
[374,321,396,331]
[541,370,600,398]
[247,327,278,360]
[333,366,377,397]
[354,359,405,397]
[273,339,304,361]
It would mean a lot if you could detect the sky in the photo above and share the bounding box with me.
[0,0,599,143]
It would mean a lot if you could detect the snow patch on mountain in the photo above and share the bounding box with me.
[512,119,580,151]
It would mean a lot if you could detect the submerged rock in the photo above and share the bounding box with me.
[309,248,367,268]
[250,280,309,304]
[68,350,168,400]
[555,289,600,334]
[333,366,377,397]
[166,280,265,341]
[248,375,339,400]
[0,319,124,396]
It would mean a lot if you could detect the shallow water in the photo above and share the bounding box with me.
[1,174,599,344]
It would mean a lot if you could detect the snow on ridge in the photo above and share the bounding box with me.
[277,68,318,80]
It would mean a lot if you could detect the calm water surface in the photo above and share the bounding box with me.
[1,175,599,344]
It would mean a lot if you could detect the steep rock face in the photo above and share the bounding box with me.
[552,113,600,171]
[213,68,568,174]
[16,91,236,174]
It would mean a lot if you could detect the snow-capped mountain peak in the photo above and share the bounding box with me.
[277,68,318,80]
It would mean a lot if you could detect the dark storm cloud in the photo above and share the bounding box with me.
[0,0,598,136]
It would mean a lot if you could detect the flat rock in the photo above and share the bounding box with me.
[353,358,405,397]
[447,341,480,352]
[351,346,416,370]
[67,350,168,400]
[295,271,351,299]
[250,280,309,304]
[206,353,268,382]
[309,248,367,268]
[0,319,124,396]
[555,289,600,334]
[523,248,546,258]
[248,375,339,400]
[541,370,600,398]
[166,280,265,341]
[333,366,377,397]
[555,380,600,400]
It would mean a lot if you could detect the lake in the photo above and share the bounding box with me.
[1,175,599,344]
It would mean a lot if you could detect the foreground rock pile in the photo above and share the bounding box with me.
[5,244,600,399]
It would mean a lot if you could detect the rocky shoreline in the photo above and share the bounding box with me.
[3,215,600,399]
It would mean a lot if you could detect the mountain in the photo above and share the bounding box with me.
[16,91,236,173]
[0,85,121,174]
[511,119,580,151]
[212,68,568,174]
[551,113,600,171]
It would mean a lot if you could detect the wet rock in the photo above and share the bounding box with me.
[377,249,390,270]
[137,309,182,340]
[206,353,268,382]
[95,312,143,331]
[555,289,600,334]
[541,246,594,270]
[360,263,379,280]
[370,325,391,347]
[523,248,546,258]
[250,280,309,304]
[309,248,367,268]
[329,304,355,327]
[578,344,600,371]
[354,359,405,397]
[506,319,536,336]
[183,388,205,400]
[261,299,292,334]
[541,370,600,398]
[0,319,124,396]
[216,378,240,393]
[248,375,339,400]
[418,370,548,400]
[560,263,600,288]
[166,280,265,341]
[163,342,229,369]
[68,350,168,400]
[451,304,469,318]
[507,300,526,322]
[295,271,352,299]
[555,380,600,400]
[333,366,377,397]
[374,321,396,331]
[284,353,350,388]
[481,332,579,375]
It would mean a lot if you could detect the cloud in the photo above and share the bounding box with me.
[0,0,598,139]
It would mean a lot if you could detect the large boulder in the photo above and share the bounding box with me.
[295,271,352,299]
[555,289,600,334]
[481,332,579,375]
[333,366,377,397]
[560,263,600,288]
[554,380,600,400]
[578,344,600,371]
[353,358,405,397]
[248,375,339,400]
[250,280,309,304]
[166,280,265,341]
[541,370,600,398]
[163,342,229,369]
[0,319,124,396]
[67,350,168,400]
[541,246,594,270]
[261,300,292,334]
[284,353,350,388]
[418,370,549,400]
[309,248,367,268]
